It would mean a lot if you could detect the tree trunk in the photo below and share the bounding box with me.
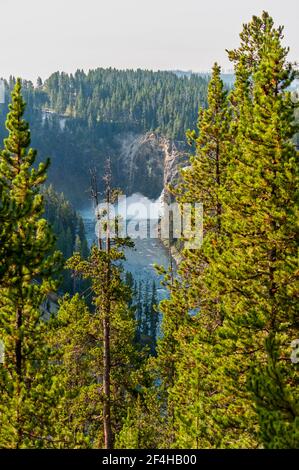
[15,306,23,448]
[103,165,113,449]
[103,314,113,448]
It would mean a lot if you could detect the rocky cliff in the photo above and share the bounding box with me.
[116,132,188,201]
[28,110,189,207]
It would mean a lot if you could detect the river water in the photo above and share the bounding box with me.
[79,194,171,301]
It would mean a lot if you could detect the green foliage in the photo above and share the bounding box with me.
[43,68,208,140]
[115,388,167,449]
[154,63,246,448]
[43,185,89,293]
[153,12,299,450]
[62,233,143,447]
[0,183,15,281]
[216,12,299,448]
[0,71,209,205]
[0,80,62,448]
[131,279,159,354]
[48,294,105,448]
[0,11,298,451]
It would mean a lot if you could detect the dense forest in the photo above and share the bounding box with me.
[42,185,89,293]
[0,69,209,205]
[0,11,298,450]
[43,68,209,140]
[1,68,209,140]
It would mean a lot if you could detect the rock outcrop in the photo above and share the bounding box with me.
[116,132,188,200]
[35,109,189,206]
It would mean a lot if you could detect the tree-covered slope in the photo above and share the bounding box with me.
[43,68,208,140]
[0,71,208,206]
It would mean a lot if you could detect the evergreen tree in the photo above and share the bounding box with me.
[142,281,150,338]
[66,167,137,449]
[115,388,166,449]
[48,294,106,448]
[42,184,89,293]
[153,63,237,448]
[0,80,62,448]
[213,13,299,448]
[0,183,14,282]
[135,280,143,341]
[0,11,297,451]
[65,247,141,448]
[149,281,158,355]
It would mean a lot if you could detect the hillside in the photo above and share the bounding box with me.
[0,70,208,206]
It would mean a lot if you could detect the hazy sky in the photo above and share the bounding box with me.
[1,0,298,81]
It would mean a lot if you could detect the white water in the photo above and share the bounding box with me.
[79,193,171,300]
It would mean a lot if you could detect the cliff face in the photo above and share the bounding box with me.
[117,132,165,199]
[161,137,188,203]
[32,110,188,206]
[116,132,188,201]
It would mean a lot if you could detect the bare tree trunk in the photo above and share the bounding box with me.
[91,162,114,448]
[215,141,222,234]
[103,160,113,449]
[103,313,113,448]
[15,305,23,448]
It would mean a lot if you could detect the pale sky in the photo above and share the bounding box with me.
[0,0,298,81]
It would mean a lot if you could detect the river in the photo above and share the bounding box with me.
[79,193,171,302]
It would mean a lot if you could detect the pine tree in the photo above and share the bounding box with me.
[155,14,299,449]
[65,247,142,448]
[0,183,14,282]
[48,294,105,448]
[142,281,150,338]
[66,165,138,449]
[149,281,158,354]
[77,217,89,259]
[135,280,143,342]
[213,13,299,448]
[115,388,166,449]
[153,63,237,448]
[0,79,62,448]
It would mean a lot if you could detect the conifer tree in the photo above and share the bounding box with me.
[142,281,150,337]
[136,281,143,340]
[213,13,299,448]
[149,281,158,354]
[47,295,96,448]
[0,184,13,282]
[65,248,142,448]
[115,388,166,449]
[154,63,235,447]
[156,14,299,449]
[0,79,62,448]
[66,166,139,449]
